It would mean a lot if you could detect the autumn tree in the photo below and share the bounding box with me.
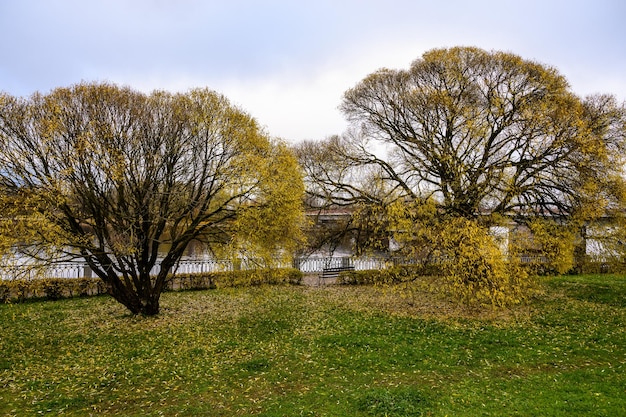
[339,46,625,223]
[303,48,625,257]
[0,83,304,315]
[299,47,625,301]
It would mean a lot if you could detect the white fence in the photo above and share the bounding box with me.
[1,256,394,280]
[293,256,389,273]
[0,258,235,280]
[0,262,93,280]
[1,254,551,280]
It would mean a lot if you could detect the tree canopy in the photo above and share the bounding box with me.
[0,83,305,315]
[296,47,626,278]
[335,46,626,222]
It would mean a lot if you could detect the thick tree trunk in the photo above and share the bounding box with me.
[85,253,173,316]
[99,271,162,316]
[141,296,161,316]
[107,285,161,315]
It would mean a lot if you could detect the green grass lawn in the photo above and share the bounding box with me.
[1,274,625,416]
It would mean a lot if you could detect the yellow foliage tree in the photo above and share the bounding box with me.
[437,218,531,307]
[525,219,577,275]
[339,47,626,225]
[387,201,532,307]
[0,83,305,315]
[299,47,625,303]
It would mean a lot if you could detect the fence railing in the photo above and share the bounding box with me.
[1,254,551,280]
[0,262,94,280]
[293,256,395,273]
[0,258,233,280]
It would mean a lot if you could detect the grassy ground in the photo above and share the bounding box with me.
[0,274,625,416]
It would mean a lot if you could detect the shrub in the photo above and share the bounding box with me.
[167,268,303,291]
[0,281,9,303]
[0,278,107,303]
[337,265,435,286]
[526,219,577,275]
[0,268,303,304]
[385,206,538,307]
[73,278,102,297]
[34,279,66,300]
[207,267,302,288]
[10,279,33,303]
[437,218,534,307]
[168,274,215,291]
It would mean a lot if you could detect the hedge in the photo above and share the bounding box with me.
[336,264,440,286]
[0,268,303,303]
[166,268,303,291]
[0,278,108,303]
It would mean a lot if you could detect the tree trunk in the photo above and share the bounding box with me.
[103,274,161,316]
[141,295,161,316]
[109,288,161,316]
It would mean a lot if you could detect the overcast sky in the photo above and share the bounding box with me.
[1,0,625,142]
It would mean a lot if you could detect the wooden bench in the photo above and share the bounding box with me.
[318,266,355,285]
